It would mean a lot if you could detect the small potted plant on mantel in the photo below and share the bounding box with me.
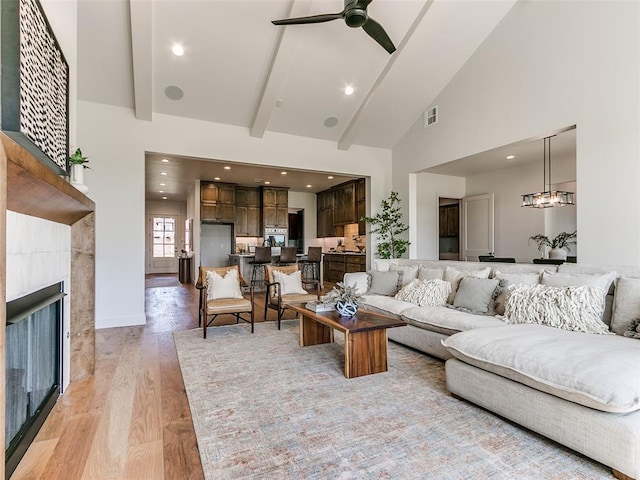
[68,148,90,194]
[529,231,577,260]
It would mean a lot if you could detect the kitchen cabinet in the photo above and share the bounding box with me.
[235,187,261,237]
[201,182,236,223]
[261,186,288,229]
[333,182,356,225]
[316,178,365,238]
[356,178,366,235]
[322,253,366,283]
[439,204,459,237]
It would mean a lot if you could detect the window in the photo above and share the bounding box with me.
[152,217,176,258]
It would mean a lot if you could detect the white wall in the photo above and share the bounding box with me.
[394,1,640,266]
[6,212,72,389]
[411,172,465,260]
[78,102,392,328]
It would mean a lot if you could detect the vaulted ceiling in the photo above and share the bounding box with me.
[77,0,518,151]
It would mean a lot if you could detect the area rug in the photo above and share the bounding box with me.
[174,320,611,479]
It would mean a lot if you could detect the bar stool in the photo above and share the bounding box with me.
[275,246,298,266]
[249,247,272,289]
[300,246,322,282]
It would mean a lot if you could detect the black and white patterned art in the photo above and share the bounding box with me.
[1,0,69,173]
[19,0,68,170]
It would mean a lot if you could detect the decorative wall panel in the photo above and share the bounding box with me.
[1,0,69,175]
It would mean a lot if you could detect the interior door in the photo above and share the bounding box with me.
[461,194,494,261]
[147,215,179,274]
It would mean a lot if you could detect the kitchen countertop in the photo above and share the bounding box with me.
[324,251,366,256]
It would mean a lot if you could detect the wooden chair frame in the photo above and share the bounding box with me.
[196,265,255,338]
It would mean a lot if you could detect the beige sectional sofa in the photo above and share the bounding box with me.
[348,259,640,480]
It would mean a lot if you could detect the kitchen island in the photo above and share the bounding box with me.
[322,252,366,283]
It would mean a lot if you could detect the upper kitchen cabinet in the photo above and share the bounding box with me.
[356,178,366,235]
[333,181,356,226]
[316,178,365,238]
[201,182,236,223]
[261,186,288,229]
[235,187,261,237]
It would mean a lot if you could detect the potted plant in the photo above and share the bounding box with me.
[68,148,90,194]
[324,281,363,317]
[529,231,577,260]
[361,191,410,259]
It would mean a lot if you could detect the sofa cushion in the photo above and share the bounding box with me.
[401,306,505,336]
[611,277,640,335]
[390,264,419,288]
[443,266,491,304]
[453,278,500,314]
[442,324,640,413]
[394,279,450,307]
[368,270,400,296]
[418,266,445,281]
[541,270,616,295]
[343,272,370,295]
[492,270,540,285]
[504,284,610,334]
[360,294,416,316]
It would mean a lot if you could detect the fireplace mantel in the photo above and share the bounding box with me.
[1,132,96,477]
[2,133,94,224]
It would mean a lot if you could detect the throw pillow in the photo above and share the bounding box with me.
[443,266,491,304]
[343,272,370,295]
[540,270,617,294]
[368,270,400,296]
[504,283,611,334]
[453,277,500,314]
[418,266,445,281]
[623,318,640,339]
[394,279,451,307]
[390,264,420,288]
[273,269,308,295]
[493,270,540,285]
[611,277,640,335]
[206,269,243,301]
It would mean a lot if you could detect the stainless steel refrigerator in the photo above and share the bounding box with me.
[200,223,233,267]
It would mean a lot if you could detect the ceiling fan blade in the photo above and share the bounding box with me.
[272,12,344,26]
[356,0,374,7]
[361,16,396,54]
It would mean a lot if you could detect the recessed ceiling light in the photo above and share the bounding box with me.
[160,183,166,186]
[264,181,271,185]
[161,158,169,163]
[344,85,354,96]
[172,44,184,56]
[506,155,515,160]
[281,171,287,175]
[159,190,165,193]
[162,196,168,200]
[327,176,334,179]
[224,166,231,170]
[160,172,167,176]
[306,184,312,188]
[214,177,221,181]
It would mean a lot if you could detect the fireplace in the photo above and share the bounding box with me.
[5,282,64,477]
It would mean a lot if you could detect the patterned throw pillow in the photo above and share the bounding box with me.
[394,279,451,307]
[206,269,243,301]
[504,284,611,334]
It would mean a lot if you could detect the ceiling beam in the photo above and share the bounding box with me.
[129,0,152,121]
[250,0,312,138]
[337,0,435,151]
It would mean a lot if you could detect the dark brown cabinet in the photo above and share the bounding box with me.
[201,182,236,223]
[316,178,365,238]
[261,186,288,229]
[235,187,261,237]
[439,204,459,237]
[323,254,366,283]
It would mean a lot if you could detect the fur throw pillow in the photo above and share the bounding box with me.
[394,279,451,307]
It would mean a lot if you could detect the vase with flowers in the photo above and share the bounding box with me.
[324,281,363,317]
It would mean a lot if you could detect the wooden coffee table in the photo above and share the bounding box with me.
[288,303,406,379]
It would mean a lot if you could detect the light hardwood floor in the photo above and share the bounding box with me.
[12,274,314,479]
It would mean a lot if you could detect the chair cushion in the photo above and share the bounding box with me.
[280,293,319,305]
[206,268,243,300]
[206,298,252,314]
[442,324,640,413]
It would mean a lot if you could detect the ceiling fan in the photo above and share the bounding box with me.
[271,0,396,54]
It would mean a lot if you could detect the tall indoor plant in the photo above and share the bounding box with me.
[361,191,410,259]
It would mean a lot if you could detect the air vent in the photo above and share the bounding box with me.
[424,106,438,128]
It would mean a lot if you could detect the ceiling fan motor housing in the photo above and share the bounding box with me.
[345,8,368,27]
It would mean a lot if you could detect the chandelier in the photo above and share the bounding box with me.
[521,135,575,208]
